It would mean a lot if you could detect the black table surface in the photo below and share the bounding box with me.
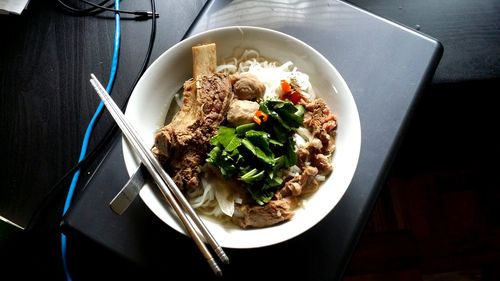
[59,0,442,280]
[0,0,458,280]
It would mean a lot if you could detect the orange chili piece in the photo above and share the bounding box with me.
[281,79,292,93]
[253,110,268,125]
[280,79,302,104]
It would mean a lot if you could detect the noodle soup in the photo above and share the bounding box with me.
[154,46,337,228]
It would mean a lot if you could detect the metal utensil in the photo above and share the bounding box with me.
[89,73,228,276]
[109,85,183,215]
[109,164,147,215]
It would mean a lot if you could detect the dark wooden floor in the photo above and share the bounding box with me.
[343,79,500,281]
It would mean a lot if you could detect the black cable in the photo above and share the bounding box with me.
[56,0,114,15]
[27,0,157,231]
[79,0,159,17]
[56,0,158,18]
[26,125,119,231]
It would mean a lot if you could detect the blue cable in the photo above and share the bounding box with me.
[61,0,120,280]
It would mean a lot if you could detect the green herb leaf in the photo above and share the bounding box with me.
[269,139,283,147]
[284,137,297,166]
[241,139,275,165]
[240,168,265,183]
[264,176,283,190]
[235,123,257,135]
[225,137,242,152]
[248,188,274,205]
[275,103,304,128]
[273,156,286,172]
[245,130,274,157]
[211,126,236,147]
[207,146,221,164]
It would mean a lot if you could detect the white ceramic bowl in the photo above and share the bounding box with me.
[122,26,361,249]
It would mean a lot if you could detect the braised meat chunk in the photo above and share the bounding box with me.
[302,98,337,155]
[278,165,320,198]
[154,73,233,190]
[232,197,298,228]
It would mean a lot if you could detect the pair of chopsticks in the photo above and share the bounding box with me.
[89,73,228,276]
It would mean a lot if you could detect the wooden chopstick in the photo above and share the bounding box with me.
[89,73,228,276]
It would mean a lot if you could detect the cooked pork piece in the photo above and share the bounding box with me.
[300,166,320,195]
[232,197,298,228]
[296,139,322,167]
[278,165,319,198]
[302,98,337,155]
[284,181,302,197]
[231,73,266,101]
[307,138,323,153]
[296,138,332,175]
[312,153,332,175]
[297,147,309,168]
[154,73,233,190]
[226,99,260,126]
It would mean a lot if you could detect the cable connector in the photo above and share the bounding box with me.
[133,10,159,17]
[133,10,159,20]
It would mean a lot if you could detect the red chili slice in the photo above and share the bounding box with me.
[253,110,268,125]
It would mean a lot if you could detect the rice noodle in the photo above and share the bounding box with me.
[217,49,315,100]
[188,166,237,221]
[188,175,215,208]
